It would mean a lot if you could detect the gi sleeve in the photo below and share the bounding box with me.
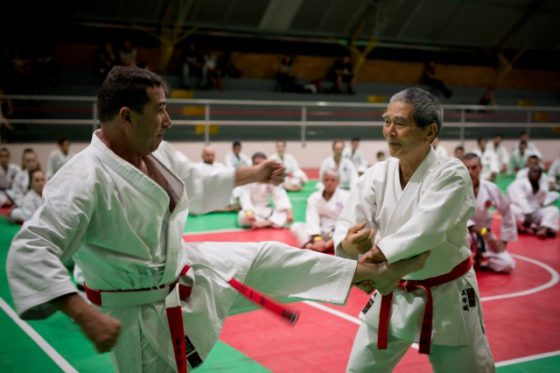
[272,186,292,211]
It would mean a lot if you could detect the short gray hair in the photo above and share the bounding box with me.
[390,88,443,134]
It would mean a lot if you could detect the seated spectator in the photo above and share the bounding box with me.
[9,169,45,223]
[421,60,452,98]
[548,151,560,190]
[10,148,41,207]
[275,55,297,93]
[181,43,203,88]
[509,140,531,174]
[46,137,74,178]
[473,137,499,182]
[0,147,20,207]
[488,133,510,173]
[270,140,307,191]
[217,50,242,79]
[119,40,138,67]
[327,56,355,94]
[291,169,348,253]
[516,155,543,180]
[225,140,251,169]
[513,130,542,159]
[508,165,559,238]
[98,42,118,79]
[343,137,368,175]
[238,152,292,229]
[320,140,358,190]
[463,154,516,273]
[432,136,449,158]
[454,145,465,159]
[201,50,222,90]
[375,150,386,163]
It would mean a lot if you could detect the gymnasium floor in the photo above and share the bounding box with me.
[1,176,559,372]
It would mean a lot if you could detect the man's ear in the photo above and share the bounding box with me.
[119,107,133,125]
[426,122,438,143]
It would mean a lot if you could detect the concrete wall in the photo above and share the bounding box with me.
[3,139,559,172]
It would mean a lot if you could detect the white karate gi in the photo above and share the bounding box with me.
[433,145,449,158]
[238,182,292,227]
[320,157,358,190]
[509,150,531,174]
[46,148,75,178]
[468,180,517,273]
[513,140,542,159]
[343,147,368,174]
[10,189,43,222]
[488,143,510,172]
[291,188,348,246]
[549,159,560,189]
[473,148,499,180]
[270,153,308,188]
[508,175,559,232]
[10,169,30,206]
[7,132,357,373]
[224,152,251,169]
[333,149,494,372]
[0,162,20,205]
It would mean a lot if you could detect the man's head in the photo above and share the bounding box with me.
[97,66,172,155]
[519,140,528,153]
[454,145,465,159]
[376,151,386,162]
[332,140,344,157]
[21,148,39,171]
[232,140,242,155]
[322,169,340,194]
[29,169,46,196]
[57,138,70,155]
[252,152,267,166]
[201,145,216,165]
[494,133,503,146]
[526,155,540,169]
[477,137,487,151]
[350,137,360,150]
[462,153,482,184]
[0,148,9,168]
[276,140,286,156]
[383,88,442,159]
[528,165,543,183]
[519,131,529,142]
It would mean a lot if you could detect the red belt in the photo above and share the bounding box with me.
[84,265,299,372]
[377,258,472,354]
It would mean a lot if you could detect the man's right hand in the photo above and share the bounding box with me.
[76,309,122,353]
[341,222,375,255]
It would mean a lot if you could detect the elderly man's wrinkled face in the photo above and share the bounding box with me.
[322,172,340,194]
[463,158,482,184]
[382,101,430,159]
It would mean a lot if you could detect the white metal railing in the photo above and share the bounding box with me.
[3,95,560,145]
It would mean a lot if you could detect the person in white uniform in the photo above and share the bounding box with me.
[7,67,430,373]
[291,169,348,252]
[224,140,251,169]
[10,169,45,223]
[463,153,516,273]
[513,130,542,160]
[473,137,499,182]
[46,137,75,178]
[0,147,20,206]
[487,133,510,174]
[10,148,41,207]
[509,140,532,174]
[238,152,293,229]
[343,137,368,175]
[508,165,559,238]
[549,152,560,190]
[270,140,308,191]
[333,87,495,372]
[320,140,358,190]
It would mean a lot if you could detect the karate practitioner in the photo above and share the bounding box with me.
[463,153,516,273]
[333,87,495,372]
[0,147,20,206]
[320,140,358,190]
[10,169,45,223]
[270,140,308,191]
[291,168,348,252]
[238,152,293,229]
[473,137,499,182]
[343,137,368,175]
[10,148,41,207]
[508,165,559,238]
[488,133,510,174]
[224,140,251,169]
[46,137,74,178]
[7,67,429,373]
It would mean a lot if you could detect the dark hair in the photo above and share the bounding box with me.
[252,152,267,162]
[28,169,44,190]
[57,138,69,146]
[232,140,241,148]
[528,155,540,162]
[351,137,360,142]
[97,66,167,122]
[494,133,503,138]
[390,87,443,135]
[0,147,9,155]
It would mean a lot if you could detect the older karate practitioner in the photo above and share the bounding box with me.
[7,67,428,373]
[334,87,495,372]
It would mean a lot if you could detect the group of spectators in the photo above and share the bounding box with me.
[0,138,74,222]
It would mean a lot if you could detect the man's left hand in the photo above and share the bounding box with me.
[359,246,387,264]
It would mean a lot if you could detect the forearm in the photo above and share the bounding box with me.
[235,166,258,186]
[53,293,96,324]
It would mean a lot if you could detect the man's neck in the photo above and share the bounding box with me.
[322,189,334,201]
[98,128,143,169]
[398,147,430,187]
